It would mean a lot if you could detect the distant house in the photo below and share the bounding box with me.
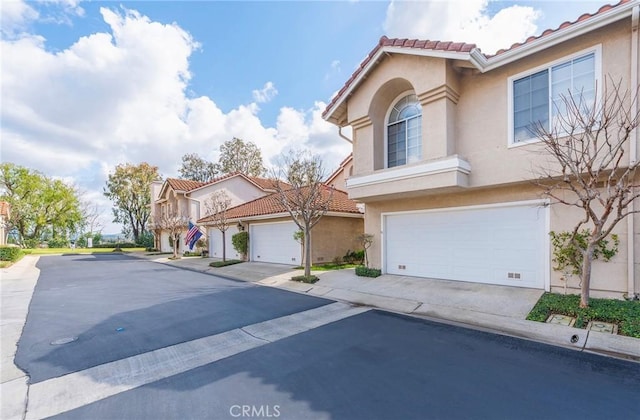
[0,201,10,246]
[323,0,640,298]
[149,173,277,254]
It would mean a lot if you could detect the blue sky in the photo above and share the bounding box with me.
[1,0,607,233]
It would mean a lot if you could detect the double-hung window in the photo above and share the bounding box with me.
[387,94,422,168]
[511,48,598,144]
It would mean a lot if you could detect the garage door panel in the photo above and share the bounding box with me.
[385,204,546,288]
[250,222,300,265]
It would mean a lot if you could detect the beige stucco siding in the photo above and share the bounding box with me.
[311,217,364,264]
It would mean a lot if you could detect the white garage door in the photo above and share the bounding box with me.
[250,221,300,265]
[384,203,547,288]
[209,226,240,259]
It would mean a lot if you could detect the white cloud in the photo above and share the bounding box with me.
[383,0,541,55]
[1,0,39,37]
[1,6,351,233]
[252,81,278,103]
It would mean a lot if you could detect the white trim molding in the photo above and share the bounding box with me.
[347,155,471,189]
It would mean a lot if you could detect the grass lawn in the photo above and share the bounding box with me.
[527,292,640,338]
[26,247,146,255]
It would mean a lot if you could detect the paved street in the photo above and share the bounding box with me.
[12,255,640,419]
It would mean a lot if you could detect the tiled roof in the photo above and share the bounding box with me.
[166,178,206,192]
[0,201,10,217]
[322,36,476,119]
[323,0,631,121]
[492,0,631,56]
[245,175,278,191]
[198,187,362,223]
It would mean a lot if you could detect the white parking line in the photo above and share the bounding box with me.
[25,302,369,419]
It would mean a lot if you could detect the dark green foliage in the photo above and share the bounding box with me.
[0,247,24,262]
[136,231,154,249]
[232,231,249,257]
[47,237,69,248]
[343,249,364,265]
[527,292,640,337]
[183,251,202,257]
[550,230,619,276]
[209,259,243,268]
[355,266,381,278]
[291,274,319,284]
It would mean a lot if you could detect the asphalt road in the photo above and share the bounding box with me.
[17,254,640,420]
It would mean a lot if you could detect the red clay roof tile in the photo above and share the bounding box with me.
[198,187,361,223]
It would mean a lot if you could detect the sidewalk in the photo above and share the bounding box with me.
[144,254,640,362]
[1,255,40,420]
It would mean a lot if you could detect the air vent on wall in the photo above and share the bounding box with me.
[507,272,521,280]
[398,265,406,270]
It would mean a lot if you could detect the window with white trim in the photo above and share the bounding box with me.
[512,51,596,143]
[387,94,422,167]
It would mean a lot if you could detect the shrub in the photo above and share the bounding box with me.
[355,266,381,278]
[183,251,202,257]
[527,292,640,337]
[0,246,24,262]
[550,230,619,276]
[47,237,69,248]
[232,231,249,258]
[209,259,243,268]
[343,249,364,265]
[291,274,319,284]
[136,232,155,249]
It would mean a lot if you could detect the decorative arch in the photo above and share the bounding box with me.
[386,92,422,167]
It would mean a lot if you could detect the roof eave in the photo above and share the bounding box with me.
[483,1,636,72]
[323,47,475,125]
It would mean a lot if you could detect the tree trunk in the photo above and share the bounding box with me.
[222,230,226,262]
[580,241,596,308]
[173,234,178,259]
[304,226,311,277]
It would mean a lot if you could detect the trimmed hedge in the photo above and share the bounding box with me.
[0,247,24,262]
[291,275,319,284]
[527,292,640,338]
[355,266,381,278]
[209,259,243,268]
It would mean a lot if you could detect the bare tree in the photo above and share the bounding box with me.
[357,233,374,268]
[154,210,187,259]
[272,151,333,277]
[204,191,232,261]
[532,78,640,307]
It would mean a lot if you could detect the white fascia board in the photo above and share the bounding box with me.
[347,156,471,188]
[483,2,636,72]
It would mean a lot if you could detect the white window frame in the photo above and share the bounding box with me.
[384,90,422,168]
[507,45,602,148]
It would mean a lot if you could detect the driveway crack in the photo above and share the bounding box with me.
[239,327,272,344]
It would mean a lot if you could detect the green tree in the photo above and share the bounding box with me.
[218,137,265,176]
[0,163,83,246]
[104,162,160,243]
[178,153,219,182]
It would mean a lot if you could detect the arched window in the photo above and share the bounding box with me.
[387,94,422,168]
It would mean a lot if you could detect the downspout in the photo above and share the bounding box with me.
[628,4,639,299]
[338,126,353,143]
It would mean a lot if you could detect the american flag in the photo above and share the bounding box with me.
[185,221,203,250]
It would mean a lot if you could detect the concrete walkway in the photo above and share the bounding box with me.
[149,254,640,362]
[1,255,40,420]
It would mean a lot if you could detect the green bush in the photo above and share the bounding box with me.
[136,232,155,249]
[343,249,364,265]
[527,292,640,338]
[355,266,381,278]
[47,237,69,248]
[209,259,243,268]
[232,231,249,257]
[291,274,319,284]
[183,251,202,257]
[0,247,24,262]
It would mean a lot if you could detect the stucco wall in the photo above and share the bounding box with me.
[311,216,364,264]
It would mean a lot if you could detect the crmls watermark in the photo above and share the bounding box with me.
[229,405,281,418]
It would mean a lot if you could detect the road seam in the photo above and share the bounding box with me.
[25,302,369,419]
